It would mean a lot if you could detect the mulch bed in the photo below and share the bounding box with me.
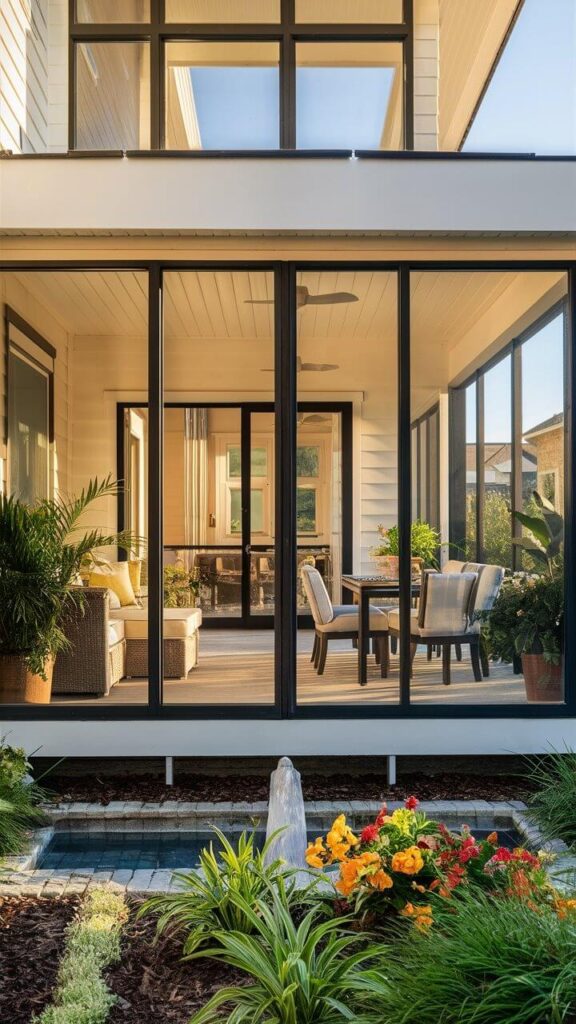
[44,769,535,806]
[107,898,242,1024]
[0,895,80,1024]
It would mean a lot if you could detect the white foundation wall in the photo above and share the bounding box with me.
[0,272,71,494]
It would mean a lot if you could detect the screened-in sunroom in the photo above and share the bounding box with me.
[1,259,574,726]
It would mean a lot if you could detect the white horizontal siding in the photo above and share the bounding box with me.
[0,0,49,153]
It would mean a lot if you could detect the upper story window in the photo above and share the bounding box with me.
[70,0,412,150]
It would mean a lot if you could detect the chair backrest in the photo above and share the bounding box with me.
[442,559,466,574]
[466,563,504,617]
[418,571,477,637]
[300,564,334,625]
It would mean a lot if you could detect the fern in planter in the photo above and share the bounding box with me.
[0,476,132,681]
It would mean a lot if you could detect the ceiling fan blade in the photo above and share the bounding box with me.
[300,413,330,423]
[304,291,359,305]
[300,362,339,372]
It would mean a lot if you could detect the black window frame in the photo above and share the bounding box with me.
[411,402,440,530]
[68,0,414,151]
[450,299,568,570]
[0,258,574,723]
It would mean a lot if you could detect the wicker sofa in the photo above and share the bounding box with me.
[52,588,126,697]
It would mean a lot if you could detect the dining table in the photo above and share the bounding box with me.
[341,575,421,686]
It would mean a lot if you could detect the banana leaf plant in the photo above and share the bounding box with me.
[0,476,134,677]
[513,491,563,574]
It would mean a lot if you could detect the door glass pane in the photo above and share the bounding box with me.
[165,41,280,149]
[75,42,150,150]
[8,353,50,503]
[76,0,150,20]
[296,271,399,706]
[296,0,403,22]
[163,271,275,704]
[483,356,512,568]
[465,383,477,558]
[166,0,280,21]
[296,41,404,149]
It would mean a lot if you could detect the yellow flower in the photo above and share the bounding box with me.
[325,815,359,862]
[305,837,326,868]
[556,898,576,920]
[391,846,425,876]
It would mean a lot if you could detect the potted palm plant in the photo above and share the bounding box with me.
[485,492,564,702]
[0,477,132,704]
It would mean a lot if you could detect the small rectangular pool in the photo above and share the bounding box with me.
[39,826,522,872]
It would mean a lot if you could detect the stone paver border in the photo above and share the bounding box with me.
[1,799,573,896]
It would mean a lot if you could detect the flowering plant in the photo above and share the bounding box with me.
[306,797,552,930]
[484,571,563,664]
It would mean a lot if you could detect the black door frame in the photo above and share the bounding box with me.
[117,399,353,631]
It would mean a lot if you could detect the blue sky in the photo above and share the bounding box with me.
[467,313,565,443]
[464,0,576,155]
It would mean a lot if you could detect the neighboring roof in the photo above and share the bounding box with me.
[524,412,564,439]
[465,442,536,474]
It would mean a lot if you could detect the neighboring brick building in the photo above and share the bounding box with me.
[524,413,565,510]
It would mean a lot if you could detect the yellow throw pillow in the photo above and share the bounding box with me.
[88,561,136,607]
[127,559,142,598]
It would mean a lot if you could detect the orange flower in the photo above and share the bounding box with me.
[487,831,498,845]
[401,902,433,931]
[556,898,576,920]
[335,852,381,897]
[391,846,425,876]
[305,837,327,868]
[325,815,359,862]
[369,869,394,891]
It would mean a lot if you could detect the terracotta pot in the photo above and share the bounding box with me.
[0,654,54,704]
[374,555,400,579]
[411,557,424,579]
[521,654,563,703]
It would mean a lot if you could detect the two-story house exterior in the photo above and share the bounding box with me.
[1,0,575,775]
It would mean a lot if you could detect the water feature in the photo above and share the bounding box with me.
[264,756,308,870]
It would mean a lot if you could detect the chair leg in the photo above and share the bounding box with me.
[374,638,381,665]
[317,635,328,675]
[470,641,482,683]
[427,644,433,661]
[480,634,490,677]
[391,636,398,655]
[314,634,321,669]
[311,635,318,664]
[455,643,462,662]
[436,644,441,658]
[380,635,389,679]
[442,644,451,685]
[409,642,417,678]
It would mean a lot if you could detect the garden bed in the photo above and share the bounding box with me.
[0,895,79,1024]
[43,769,535,806]
[106,897,242,1024]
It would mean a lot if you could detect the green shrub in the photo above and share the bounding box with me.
[0,740,45,859]
[526,750,576,848]
[36,888,128,1024]
[377,890,576,1024]
[189,882,387,1024]
[141,827,303,955]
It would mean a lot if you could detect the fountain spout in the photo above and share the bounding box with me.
[265,756,308,870]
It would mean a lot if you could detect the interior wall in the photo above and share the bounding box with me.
[0,272,70,495]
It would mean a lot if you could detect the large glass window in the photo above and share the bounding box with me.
[295,0,403,22]
[75,41,151,150]
[442,272,567,706]
[165,41,280,149]
[1,271,149,708]
[162,271,276,705]
[166,0,280,21]
[75,0,150,21]
[296,270,400,706]
[296,42,404,149]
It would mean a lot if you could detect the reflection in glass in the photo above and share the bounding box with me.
[296,41,404,149]
[8,351,51,503]
[76,0,150,20]
[75,42,150,150]
[296,0,403,21]
[165,41,280,149]
[483,356,512,567]
[166,0,280,21]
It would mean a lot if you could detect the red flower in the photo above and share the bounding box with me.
[405,796,419,811]
[361,824,379,844]
[446,864,466,889]
[491,847,512,864]
[375,804,388,827]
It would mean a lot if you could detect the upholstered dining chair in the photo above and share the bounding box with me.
[301,564,389,677]
[386,570,479,685]
[462,562,505,676]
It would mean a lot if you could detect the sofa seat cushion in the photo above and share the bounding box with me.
[108,620,125,646]
[114,606,202,640]
[316,609,388,633]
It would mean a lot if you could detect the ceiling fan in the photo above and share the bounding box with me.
[297,413,332,425]
[261,356,339,373]
[246,285,359,309]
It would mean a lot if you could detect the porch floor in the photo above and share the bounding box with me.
[51,630,528,706]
